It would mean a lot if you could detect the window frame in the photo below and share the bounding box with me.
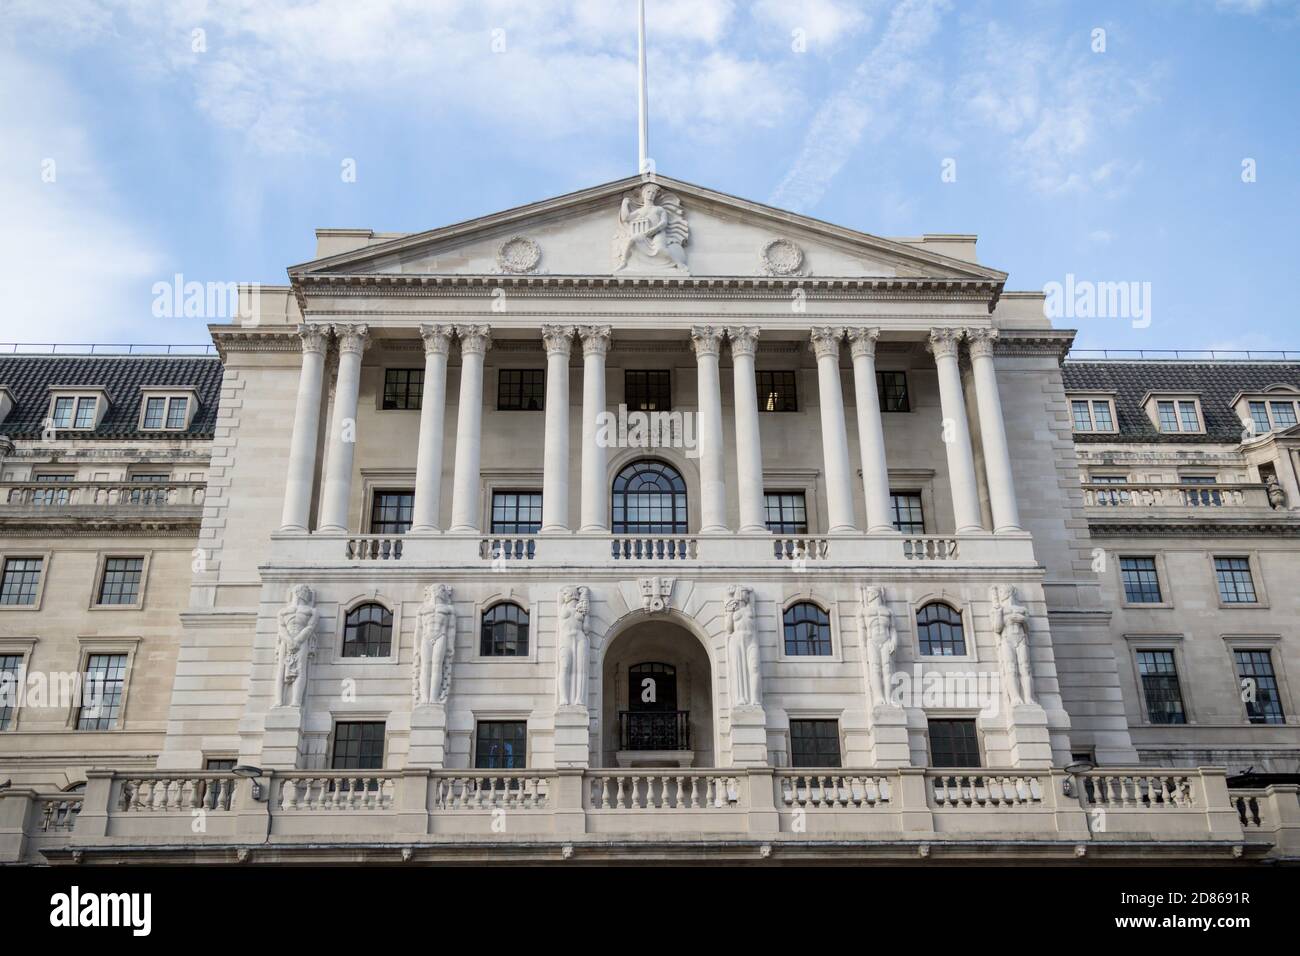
[473,718,529,770]
[762,490,808,534]
[478,600,532,660]
[1067,394,1119,434]
[89,552,151,611]
[329,720,388,770]
[1125,636,1195,726]
[1212,553,1267,608]
[756,369,798,413]
[0,552,51,611]
[380,368,424,411]
[623,369,673,412]
[368,488,415,536]
[926,717,984,769]
[780,598,838,660]
[137,389,197,431]
[338,599,398,662]
[0,641,35,733]
[1117,554,1171,608]
[490,489,544,534]
[69,637,140,732]
[912,599,972,661]
[496,368,546,411]
[1143,394,1205,435]
[787,718,843,768]
[1221,636,1293,727]
[888,490,926,534]
[876,370,911,413]
[611,458,689,535]
[1133,648,1188,726]
[47,389,108,432]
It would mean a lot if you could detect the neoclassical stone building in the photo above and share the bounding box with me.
[1,175,1297,864]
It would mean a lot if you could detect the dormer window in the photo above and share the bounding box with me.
[138,388,199,431]
[47,390,108,431]
[1142,393,1203,434]
[1069,395,1117,433]
[1243,398,1299,435]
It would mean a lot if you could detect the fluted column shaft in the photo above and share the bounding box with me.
[692,326,728,534]
[540,325,575,533]
[279,325,330,532]
[727,326,766,533]
[811,327,856,533]
[968,329,1022,533]
[578,326,612,532]
[449,325,491,532]
[928,328,983,534]
[847,328,896,533]
[410,324,453,533]
[318,324,370,533]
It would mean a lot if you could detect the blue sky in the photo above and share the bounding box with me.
[1,0,1297,350]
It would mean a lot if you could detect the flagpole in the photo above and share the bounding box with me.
[637,0,649,175]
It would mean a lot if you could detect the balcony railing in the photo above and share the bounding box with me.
[1081,482,1272,509]
[7,768,1294,864]
[619,711,691,751]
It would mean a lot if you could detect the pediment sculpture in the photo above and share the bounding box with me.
[612,182,689,273]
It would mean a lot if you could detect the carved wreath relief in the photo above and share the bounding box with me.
[760,237,806,276]
[495,235,542,274]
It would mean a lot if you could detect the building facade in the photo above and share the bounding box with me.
[1,176,1297,864]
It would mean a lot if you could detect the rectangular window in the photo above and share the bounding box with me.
[73,397,97,429]
[1156,401,1178,432]
[0,654,23,730]
[876,371,910,412]
[164,397,188,429]
[1071,400,1093,432]
[96,557,144,606]
[370,490,414,535]
[491,491,543,534]
[475,720,527,769]
[1135,650,1187,724]
[77,653,128,730]
[1214,557,1257,603]
[0,558,43,606]
[1248,401,1271,434]
[1270,401,1298,428]
[1119,556,1162,603]
[142,397,166,429]
[757,370,798,412]
[1091,400,1114,431]
[624,370,672,411]
[1091,475,1130,506]
[382,369,423,410]
[763,492,807,533]
[889,491,925,534]
[789,719,842,768]
[1234,650,1286,725]
[331,721,386,770]
[1178,401,1200,432]
[204,758,236,772]
[52,397,74,427]
[497,369,545,411]
[928,719,981,768]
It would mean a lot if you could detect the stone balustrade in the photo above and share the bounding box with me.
[0,480,206,510]
[1081,482,1273,509]
[4,766,1289,863]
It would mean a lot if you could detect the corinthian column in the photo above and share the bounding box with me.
[691,325,728,534]
[540,324,576,533]
[928,328,983,534]
[967,328,1022,533]
[578,325,613,532]
[317,323,369,533]
[448,325,491,532]
[810,326,856,533]
[410,324,453,533]
[279,324,330,533]
[727,326,766,533]
[847,328,896,533]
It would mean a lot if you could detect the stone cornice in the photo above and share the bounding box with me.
[0,516,202,536]
[209,327,301,361]
[1087,517,1300,537]
[993,329,1077,363]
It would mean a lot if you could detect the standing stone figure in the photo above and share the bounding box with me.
[1265,474,1287,510]
[274,585,318,708]
[555,586,591,708]
[724,585,762,709]
[991,584,1035,707]
[612,182,690,272]
[413,584,455,706]
[859,586,899,710]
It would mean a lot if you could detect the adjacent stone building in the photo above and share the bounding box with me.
[1,176,1296,863]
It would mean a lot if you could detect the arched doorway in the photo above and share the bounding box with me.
[600,617,715,768]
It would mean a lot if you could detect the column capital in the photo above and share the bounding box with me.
[926,327,966,360]
[966,327,999,359]
[419,323,454,356]
[690,325,725,358]
[331,323,370,355]
[846,327,881,359]
[455,324,492,356]
[298,323,330,356]
[578,325,613,357]
[541,324,577,356]
[809,326,845,360]
[726,326,760,358]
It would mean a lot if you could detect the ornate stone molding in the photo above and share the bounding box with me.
[454,324,492,355]
[639,577,674,613]
[725,326,760,358]
[690,325,724,358]
[331,323,370,355]
[809,326,845,360]
[418,323,454,356]
[298,323,330,356]
[495,235,542,274]
[578,325,613,357]
[846,327,881,359]
[966,327,999,359]
[926,327,965,360]
[759,237,806,277]
[540,324,576,356]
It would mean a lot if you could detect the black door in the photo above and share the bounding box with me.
[623,663,686,750]
[629,662,676,712]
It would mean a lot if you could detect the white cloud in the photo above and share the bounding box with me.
[751,0,876,48]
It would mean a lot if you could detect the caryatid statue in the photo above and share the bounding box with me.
[991,584,1035,707]
[413,584,455,706]
[274,585,318,708]
[859,586,900,710]
[612,182,689,272]
[724,585,762,709]
[555,586,591,708]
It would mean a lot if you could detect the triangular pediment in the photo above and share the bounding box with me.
[288,175,1006,283]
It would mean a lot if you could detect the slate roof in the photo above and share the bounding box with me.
[1062,361,1300,443]
[0,355,223,440]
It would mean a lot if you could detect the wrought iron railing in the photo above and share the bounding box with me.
[619,710,690,751]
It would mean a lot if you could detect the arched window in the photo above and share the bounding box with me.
[783,601,832,656]
[612,459,687,534]
[917,602,965,656]
[342,603,393,658]
[481,603,529,657]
